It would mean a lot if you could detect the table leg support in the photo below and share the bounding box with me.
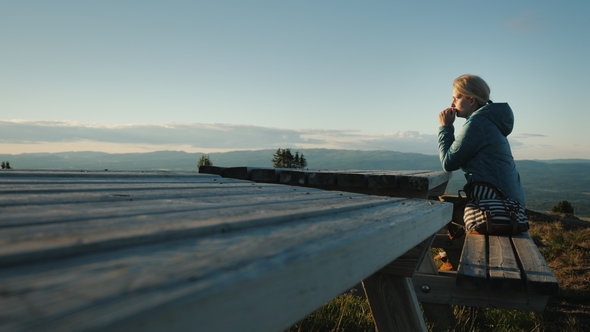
[418,252,457,331]
[363,273,427,332]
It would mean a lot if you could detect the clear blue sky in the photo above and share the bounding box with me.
[1,1,589,159]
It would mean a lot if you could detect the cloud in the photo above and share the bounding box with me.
[513,133,547,138]
[0,120,439,154]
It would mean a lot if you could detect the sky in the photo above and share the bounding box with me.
[1,1,589,160]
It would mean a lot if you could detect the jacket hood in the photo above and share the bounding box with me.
[470,102,514,136]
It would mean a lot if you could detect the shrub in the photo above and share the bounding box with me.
[552,200,574,216]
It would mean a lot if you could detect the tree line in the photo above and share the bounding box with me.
[197,149,308,171]
[272,148,307,169]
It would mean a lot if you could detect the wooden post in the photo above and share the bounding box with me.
[418,255,457,331]
[361,236,436,332]
[363,274,427,332]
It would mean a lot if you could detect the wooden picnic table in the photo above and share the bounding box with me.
[0,169,453,332]
[200,166,560,330]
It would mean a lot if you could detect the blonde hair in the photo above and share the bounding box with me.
[453,74,491,106]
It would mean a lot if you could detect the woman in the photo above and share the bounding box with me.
[438,74,526,233]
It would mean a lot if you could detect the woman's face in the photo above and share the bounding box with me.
[451,88,477,118]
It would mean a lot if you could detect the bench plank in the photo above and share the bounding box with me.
[488,236,523,292]
[512,233,559,296]
[413,272,549,312]
[456,234,488,290]
[456,233,559,297]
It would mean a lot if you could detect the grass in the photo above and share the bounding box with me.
[284,290,375,332]
[285,211,590,332]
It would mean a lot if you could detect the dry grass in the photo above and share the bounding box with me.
[528,214,590,331]
[284,289,375,332]
[285,211,590,332]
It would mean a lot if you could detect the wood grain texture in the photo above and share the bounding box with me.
[337,173,367,187]
[379,235,435,277]
[512,233,560,296]
[367,173,399,189]
[197,165,225,176]
[250,168,279,182]
[399,171,450,191]
[413,272,549,312]
[0,190,388,268]
[223,166,252,179]
[456,234,488,290]
[488,236,523,292]
[363,274,427,332]
[455,232,558,297]
[279,170,307,185]
[307,171,337,186]
[0,170,454,332]
[198,167,451,197]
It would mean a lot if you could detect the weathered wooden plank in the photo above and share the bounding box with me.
[363,274,427,332]
[337,173,367,187]
[0,176,237,192]
[307,171,337,186]
[367,173,399,189]
[197,167,451,193]
[456,234,488,290]
[512,233,560,296]
[417,254,456,332]
[2,180,228,194]
[279,170,307,185]
[0,192,389,268]
[0,192,453,332]
[1,177,218,185]
[362,228,441,331]
[1,170,219,179]
[427,182,450,198]
[0,188,368,228]
[0,181,284,208]
[413,272,549,312]
[488,236,523,292]
[250,168,279,182]
[222,166,253,180]
[379,235,435,277]
[400,171,451,191]
[198,165,226,176]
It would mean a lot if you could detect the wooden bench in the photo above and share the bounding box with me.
[414,232,559,313]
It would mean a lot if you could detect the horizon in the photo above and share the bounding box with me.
[2,2,589,159]
[2,147,590,163]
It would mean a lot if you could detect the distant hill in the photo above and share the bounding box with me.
[2,149,589,217]
[0,149,443,171]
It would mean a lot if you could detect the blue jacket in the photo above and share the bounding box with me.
[438,102,526,205]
